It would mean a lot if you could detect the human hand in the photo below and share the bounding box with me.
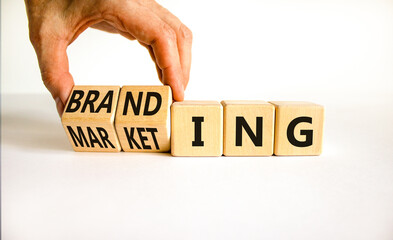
[24,0,192,116]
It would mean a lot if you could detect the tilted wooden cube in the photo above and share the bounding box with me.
[171,101,223,157]
[61,86,121,152]
[222,100,275,156]
[115,86,172,152]
[269,101,324,156]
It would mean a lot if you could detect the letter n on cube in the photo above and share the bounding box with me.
[222,100,275,156]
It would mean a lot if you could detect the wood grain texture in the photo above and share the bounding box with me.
[61,86,121,152]
[115,86,171,152]
[171,101,223,157]
[269,101,324,156]
[222,100,275,156]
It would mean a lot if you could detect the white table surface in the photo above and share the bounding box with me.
[2,94,393,240]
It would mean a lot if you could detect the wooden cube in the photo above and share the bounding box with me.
[222,100,275,156]
[61,86,121,152]
[115,86,172,152]
[171,101,223,157]
[269,101,324,156]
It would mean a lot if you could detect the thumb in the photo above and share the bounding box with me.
[34,40,74,117]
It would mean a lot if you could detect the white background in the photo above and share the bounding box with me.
[2,0,393,102]
[2,0,393,239]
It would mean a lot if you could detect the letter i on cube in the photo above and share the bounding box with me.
[171,101,223,156]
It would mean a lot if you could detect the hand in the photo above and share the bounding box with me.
[24,0,192,116]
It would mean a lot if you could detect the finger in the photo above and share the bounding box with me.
[108,2,184,100]
[139,42,163,82]
[146,2,193,89]
[34,40,74,117]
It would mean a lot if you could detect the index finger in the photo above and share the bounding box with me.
[108,3,184,101]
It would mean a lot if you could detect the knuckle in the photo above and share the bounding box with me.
[28,24,50,49]
[41,70,67,83]
[41,70,72,95]
[179,24,193,42]
[161,23,177,42]
[41,70,57,86]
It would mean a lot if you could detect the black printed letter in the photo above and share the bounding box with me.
[236,117,263,147]
[96,91,113,113]
[65,90,84,113]
[143,92,162,116]
[124,127,141,149]
[123,92,143,115]
[287,116,313,147]
[192,117,204,147]
[81,90,99,113]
